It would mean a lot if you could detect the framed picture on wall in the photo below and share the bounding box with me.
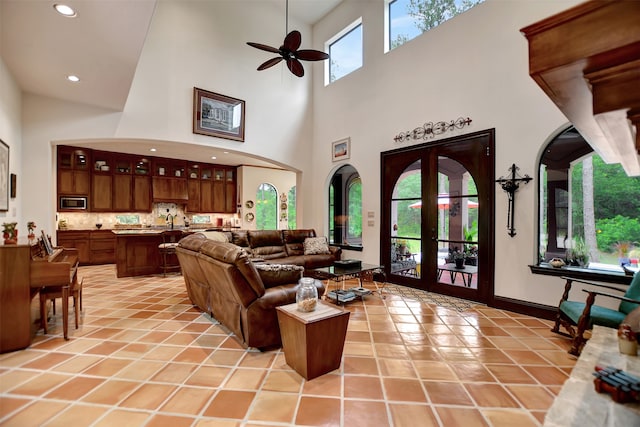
[193,87,245,142]
[332,137,350,162]
[0,140,8,211]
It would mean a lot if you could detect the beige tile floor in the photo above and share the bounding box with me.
[0,264,577,427]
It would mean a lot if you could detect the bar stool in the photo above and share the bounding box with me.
[39,276,83,340]
[159,230,183,276]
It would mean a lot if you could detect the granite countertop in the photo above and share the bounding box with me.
[544,326,640,426]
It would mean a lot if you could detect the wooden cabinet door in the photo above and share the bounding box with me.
[133,176,151,211]
[57,231,91,264]
[200,180,213,212]
[225,169,236,213]
[113,174,132,211]
[58,169,74,194]
[91,174,113,211]
[74,170,90,195]
[187,180,201,212]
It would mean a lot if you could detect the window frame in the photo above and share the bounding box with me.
[324,17,363,86]
[328,165,363,250]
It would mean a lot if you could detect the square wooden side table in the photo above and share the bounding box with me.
[276,301,350,380]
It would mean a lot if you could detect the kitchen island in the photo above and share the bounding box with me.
[113,229,194,278]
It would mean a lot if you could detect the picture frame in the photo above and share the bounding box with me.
[332,137,350,162]
[0,140,8,211]
[193,87,245,142]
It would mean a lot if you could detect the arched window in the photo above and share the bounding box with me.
[288,186,297,229]
[329,165,362,248]
[539,126,640,268]
[256,183,277,230]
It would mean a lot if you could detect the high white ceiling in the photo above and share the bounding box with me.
[0,0,341,167]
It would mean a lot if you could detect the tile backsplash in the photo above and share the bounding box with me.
[57,203,238,229]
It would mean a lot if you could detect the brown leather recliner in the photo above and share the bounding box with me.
[176,233,325,349]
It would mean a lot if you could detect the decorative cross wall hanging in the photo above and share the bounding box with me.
[495,163,532,237]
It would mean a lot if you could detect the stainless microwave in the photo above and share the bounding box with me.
[60,196,87,210]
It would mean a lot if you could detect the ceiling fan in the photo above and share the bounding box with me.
[246,0,329,77]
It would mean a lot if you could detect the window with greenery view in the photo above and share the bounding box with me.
[326,19,363,84]
[329,165,362,247]
[387,0,484,51]
[256,183,277,230]
[288,186,296,229]
[539,126,640,268]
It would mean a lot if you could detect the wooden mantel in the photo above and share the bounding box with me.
[521,0,640,176]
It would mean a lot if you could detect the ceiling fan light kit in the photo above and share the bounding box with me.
[246,1,329,77]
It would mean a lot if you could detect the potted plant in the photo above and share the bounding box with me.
[27,221,36,239]
[452,249,466,269]
[2,222,18,244]
[570,236,589,267]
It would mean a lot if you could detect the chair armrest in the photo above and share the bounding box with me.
[561,277,627,293]
[581,289,640,305]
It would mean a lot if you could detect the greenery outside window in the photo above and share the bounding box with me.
[288,186,297,229]
[256,183,277,230]
[329,165,362,248]
[539,126,640,269]
[325,18,363,85]
[386,0,484,52]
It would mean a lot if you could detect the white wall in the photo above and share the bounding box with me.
[0,56,22,225]
[238,166,297,230]
[309,0,582,306]
[8,0,595,308]
[19,0,318,235]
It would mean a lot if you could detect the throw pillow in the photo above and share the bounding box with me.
[199,231,229,242]
[303,237,330,255]
[254,263,304,287]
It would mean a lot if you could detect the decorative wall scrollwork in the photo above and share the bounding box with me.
[393,117,472,143]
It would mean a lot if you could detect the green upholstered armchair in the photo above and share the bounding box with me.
[552,271,640,356]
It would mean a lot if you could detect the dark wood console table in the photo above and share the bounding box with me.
[529,263,632,286]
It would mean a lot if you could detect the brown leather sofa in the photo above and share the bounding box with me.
[176,233,325,349]
[204,229,342,271]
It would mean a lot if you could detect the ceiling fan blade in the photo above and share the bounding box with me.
[257,57,283,71]
[247,42,280,54]
[296,49,330,61]
[286,57,304,77]
[283,30,302,51]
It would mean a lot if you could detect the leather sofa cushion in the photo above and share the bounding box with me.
[254,263,304,288]
[248,230,287,259]
[283,229,316,256]
[197,239,266,300]
[231,230,250,248]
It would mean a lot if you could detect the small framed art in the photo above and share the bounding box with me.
[332,137,350,162]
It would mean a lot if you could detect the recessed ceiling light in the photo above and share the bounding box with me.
[66,75,80,82]
[54,4,77,17]
[223,151,229,154]
[211,156,217,160]
[150,148,157,152]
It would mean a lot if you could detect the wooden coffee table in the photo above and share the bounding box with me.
[276,301,350,380]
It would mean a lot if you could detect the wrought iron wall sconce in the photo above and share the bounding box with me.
[496,163,532,237]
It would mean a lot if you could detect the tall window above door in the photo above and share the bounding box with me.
[325,18,363,85]
[385,0,485,52]
[329,165,362,248]
[539,126,640,268]
[256,183,277,230]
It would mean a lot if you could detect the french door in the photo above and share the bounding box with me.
[381,129,495,304]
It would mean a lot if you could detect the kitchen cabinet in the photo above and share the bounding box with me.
[56,231,90,264]
[152,159,188,202]
[133,175,152,211]
[91,174,113,211]
[57,146,90,197]
[89,230,115,264]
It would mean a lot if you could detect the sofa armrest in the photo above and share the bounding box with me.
[329,245,342,259]
[254,264,304,288]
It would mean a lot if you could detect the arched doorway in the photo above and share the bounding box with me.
[381,129,495,304]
